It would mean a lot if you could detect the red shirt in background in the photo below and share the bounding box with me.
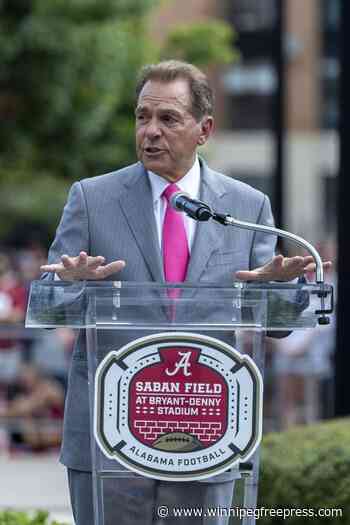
[0,278,27,350]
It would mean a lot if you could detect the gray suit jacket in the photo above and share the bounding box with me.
[45,159,276,477]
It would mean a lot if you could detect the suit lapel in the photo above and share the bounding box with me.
[186,160,227,281]
[118,164,164,282]
[118,160,228,284]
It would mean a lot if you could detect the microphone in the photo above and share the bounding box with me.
[170,192,212,221]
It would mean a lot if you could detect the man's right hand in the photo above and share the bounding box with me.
[40,251,126,281]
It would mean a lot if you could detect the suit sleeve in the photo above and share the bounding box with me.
[249,194,277,270]
[46,182,90,270]
[37,182,90,322]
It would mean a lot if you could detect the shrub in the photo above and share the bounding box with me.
[0,510,68,525]
[258,418,350,524]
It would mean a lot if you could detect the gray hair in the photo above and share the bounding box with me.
[135,60,214,121]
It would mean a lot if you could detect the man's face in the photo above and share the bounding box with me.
[135,79,213,182]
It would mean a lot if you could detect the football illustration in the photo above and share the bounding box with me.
[152,432,203,452]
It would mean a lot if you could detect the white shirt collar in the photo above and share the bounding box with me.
[147,156,201,204]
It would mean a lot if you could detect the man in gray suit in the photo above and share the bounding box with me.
[41,61,322,525]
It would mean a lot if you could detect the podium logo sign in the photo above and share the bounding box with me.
[94,332,263,481]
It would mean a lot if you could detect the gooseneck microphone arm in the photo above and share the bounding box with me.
[213,212,324,284]
[170,192,331,324]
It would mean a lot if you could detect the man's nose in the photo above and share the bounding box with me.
[145,118,161,139]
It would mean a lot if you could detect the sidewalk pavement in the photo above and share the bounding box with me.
[0,452,74,524]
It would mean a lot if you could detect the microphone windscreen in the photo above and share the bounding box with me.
[169,191,191,210]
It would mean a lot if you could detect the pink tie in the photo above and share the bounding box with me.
[162,184,189,284]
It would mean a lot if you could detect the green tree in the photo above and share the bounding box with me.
[1,0,158,178]
[161,20,239,67]
[0,0,157,239]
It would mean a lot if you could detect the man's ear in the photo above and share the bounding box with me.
[197,116,214,146]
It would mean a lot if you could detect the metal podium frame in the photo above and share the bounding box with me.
[26,280,333,525]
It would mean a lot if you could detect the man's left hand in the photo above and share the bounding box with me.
[235,254,332,282]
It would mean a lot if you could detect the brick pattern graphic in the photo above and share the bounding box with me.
[134,420,222,444]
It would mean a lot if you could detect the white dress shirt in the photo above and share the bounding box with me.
[147,156,200,252]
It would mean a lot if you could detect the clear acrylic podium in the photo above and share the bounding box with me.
[26,280,332,525]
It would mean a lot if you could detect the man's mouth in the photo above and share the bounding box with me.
[144,147,164,155]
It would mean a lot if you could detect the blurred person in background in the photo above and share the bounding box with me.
[17,247,46,288]
[0,362,65,452]
[31,327,75,390]
[0,253,27,386]
[15,244,51,362]
[273,239,337,429]
[0,249,72,453]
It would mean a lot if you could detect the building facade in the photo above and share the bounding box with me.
[151,0,340,244]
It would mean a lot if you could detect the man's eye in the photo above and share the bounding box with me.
[163,115,176,124]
